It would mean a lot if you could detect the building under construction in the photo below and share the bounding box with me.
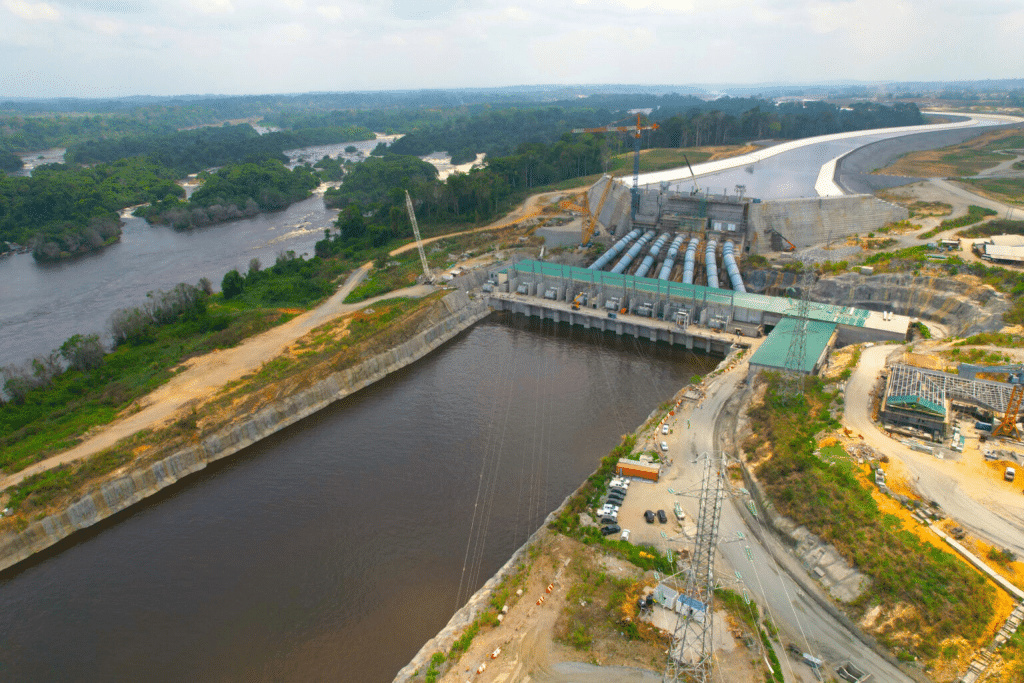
[881,363,1019,440]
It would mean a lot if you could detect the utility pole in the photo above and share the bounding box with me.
[665,451,725,683]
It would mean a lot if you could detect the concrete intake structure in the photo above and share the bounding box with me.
[589,229,640,270]
[659,235,687,281]
[705,239,719,289]
[681,237,699,284]
[610,230,656,275]
[722,241,746,293]
[634,232,670,279]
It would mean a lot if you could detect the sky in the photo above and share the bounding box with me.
[1,0,1022,99]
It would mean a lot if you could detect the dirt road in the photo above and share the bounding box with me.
[0,268,433,490]
[844,345,1024,557]
[2,188,573,491]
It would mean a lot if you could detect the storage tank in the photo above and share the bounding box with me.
[681,237,699,284]
[659,235,687,281]
[705,239,719,289]
[722,241,746,293]
[634,232,670,279]
[589,229,640,270]
[611,231,656,274]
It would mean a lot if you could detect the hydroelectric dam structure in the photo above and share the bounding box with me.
[485,260,910,356]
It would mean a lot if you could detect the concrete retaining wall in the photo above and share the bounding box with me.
[0,291,491,573]
[587,176,633,238]
[748,195,908,253]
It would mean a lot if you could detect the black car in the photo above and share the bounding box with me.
[601,524,621,536]
[644,510,655,523]
[609,485,627,494]
[607,492,626,503]
[600,515,618,525]
[657,509,668,523]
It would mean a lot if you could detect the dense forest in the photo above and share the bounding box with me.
[66,123,374,175]
[0,157,184,259]
[134,159,320,229]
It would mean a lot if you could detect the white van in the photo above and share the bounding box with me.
[1006,467,1016,482]
[660,441,669,452]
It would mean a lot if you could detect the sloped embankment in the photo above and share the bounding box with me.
[745,269,1008,336]
[0,291,490,572]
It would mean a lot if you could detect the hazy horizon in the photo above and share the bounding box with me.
[2,0,1022,100]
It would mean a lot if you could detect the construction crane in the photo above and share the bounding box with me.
[571,113,659,223]
[993,384,1024,440]
[583,176,615,246]
[404,190,433,284]
[683,154,701,195]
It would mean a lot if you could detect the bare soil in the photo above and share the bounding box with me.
[435,533,761,683]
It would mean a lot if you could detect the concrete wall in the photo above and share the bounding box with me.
[748,195,908,253]
[587,175,633,238]
[0,291,491,573]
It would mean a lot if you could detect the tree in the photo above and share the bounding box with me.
[59,333,105,372]
[221,269,245,299]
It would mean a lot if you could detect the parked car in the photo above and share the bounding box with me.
[644,510,655,523]
[607,492,626,502]
[600,515,618,525]
[662,425,669,435]
[657,509,667,523]
[660,441,669,452]
[620,529,631,541]
[601,524,621,536]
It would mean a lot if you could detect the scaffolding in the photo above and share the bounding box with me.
[887,363,1015,415]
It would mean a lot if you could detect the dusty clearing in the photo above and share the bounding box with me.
[434,532,760,683]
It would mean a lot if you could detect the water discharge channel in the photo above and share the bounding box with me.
[0,313,717,683]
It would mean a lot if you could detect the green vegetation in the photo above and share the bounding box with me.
[744,374,995,658]
[66,123,373,175]
[220,251,348,309]
[0,284,300,477]
[912,321,932,339]
[907,201,952,218]
[961,177,1024,206]
[605,147,714,175]
[0,157,184,259]
[918,205,997,239]
[956,332,1024,348]
[0,149,22,172]
[958,218,1024,238]
[987,547,1016,565]
[135,159,319,229]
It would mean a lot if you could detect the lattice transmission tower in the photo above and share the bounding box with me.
[664,452,726,683]
[781,271,812,396]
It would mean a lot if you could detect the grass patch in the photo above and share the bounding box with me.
[918,205,997,239]
[745,374,995,659]
[0,303,292,475]
[958,218,1024,238]
[961,178,1024,206]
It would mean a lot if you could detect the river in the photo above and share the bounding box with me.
[0,313,716,682]
[0,195,338,369]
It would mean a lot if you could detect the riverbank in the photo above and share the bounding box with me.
[392,347,739,683]
[0,289,489,572]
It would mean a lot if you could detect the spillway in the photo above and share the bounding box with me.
[658,235,686,281]
[723,240,746,293]
[705,239,719,289]
[610,230,656,275]
[634,232,670,279]
[589,229,641,270]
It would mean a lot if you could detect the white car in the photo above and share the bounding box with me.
[620,529,631,541]
[662,425,669,435]
[660,441,669,452]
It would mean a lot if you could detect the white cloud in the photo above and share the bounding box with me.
[4,0,60,21]
[315,3,341,20]
[187,0,232,14]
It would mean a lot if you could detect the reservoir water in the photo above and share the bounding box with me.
[0,313,716,682]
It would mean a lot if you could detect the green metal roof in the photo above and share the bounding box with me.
[511,260,871,328]
[886,395,946,416]
[748,317,838,373]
